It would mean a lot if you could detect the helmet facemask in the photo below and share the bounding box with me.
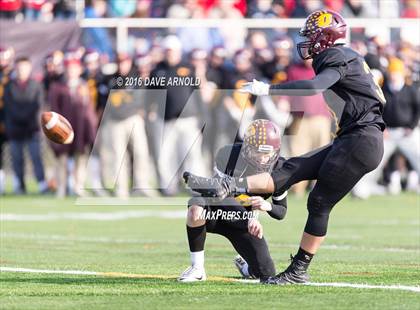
[242,143,280,172]
[297,29,329,60]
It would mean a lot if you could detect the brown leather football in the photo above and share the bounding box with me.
[41,111,74,144]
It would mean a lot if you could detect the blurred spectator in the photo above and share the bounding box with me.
[353,57,419,198]
[140,52,164,193]
[247,31,269,51]
[132,0,152,18]
[43,50,64,93]
[342,0,378,17]
[171,1,223,53]
[382,57,419,193]
[82,48,108,196]
[0,46,14,195]
[23,0,55,21]
[401,0,420,18]
[247,0,280,18]
[166,0,193,18]
[149,35,205,195]
[48,55,97,197]
[24,0,45,20]
[207,1,247,55]
[83,0,114,61]
[83,49,108,115]
[222,49,258,144]
[205,45,231,161]
[149,43,165,67]
[53,0,75,19]
[4,57,48,194]
[385,151,418,194]
[286,58,331,196]
[291,0,322,17]
[190,48,218,171]
[0,0,22,19]
[262,36,292,83]
[364,36,388,73]
[100,52,151,197]
[107,0,136,17]
[206,46,228,87]
[324,0,344,13]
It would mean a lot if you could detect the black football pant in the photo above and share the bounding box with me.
[271,125,384,236]
[206,212,276,281]
[188,198,276,280]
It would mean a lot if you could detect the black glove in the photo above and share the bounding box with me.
[183,171,235,199]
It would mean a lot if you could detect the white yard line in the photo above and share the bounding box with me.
[1,232,418,253]
[0,210,186,221]
[1,267,419,293]
[0,267,97,276]
[303,282,420,293]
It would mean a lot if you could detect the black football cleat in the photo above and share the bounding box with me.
[182,171,232,199]
[263,255,310,285]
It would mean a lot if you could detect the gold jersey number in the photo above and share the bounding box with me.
[363,61,386,104]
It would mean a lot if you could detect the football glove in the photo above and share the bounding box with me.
[239,79,270,96]
[183,171,234,199]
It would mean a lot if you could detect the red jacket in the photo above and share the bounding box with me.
[0,0,22,11]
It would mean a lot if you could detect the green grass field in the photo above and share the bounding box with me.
[1,194,419,309]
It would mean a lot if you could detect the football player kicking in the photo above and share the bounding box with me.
[179,119,288,282]
[183,10,385,285]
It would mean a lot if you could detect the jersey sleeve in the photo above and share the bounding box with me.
[312,47,347,79]
[267,191,288,220]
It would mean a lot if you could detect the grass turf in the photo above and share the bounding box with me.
[0,193,419,309]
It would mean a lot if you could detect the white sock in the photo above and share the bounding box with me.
[190,250,204,269]
[407,171,419,192]
[89,156,102,188]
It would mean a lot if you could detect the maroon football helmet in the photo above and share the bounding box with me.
[297,10,347,60]
[242,119,281,171]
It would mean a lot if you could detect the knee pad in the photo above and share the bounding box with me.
[305,193,334,237]
[307,193,334,215]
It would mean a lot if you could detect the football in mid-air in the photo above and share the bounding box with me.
[41,111,74,144]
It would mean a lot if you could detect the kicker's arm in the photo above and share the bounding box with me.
[269,68,341,96]
[267,193,288,220]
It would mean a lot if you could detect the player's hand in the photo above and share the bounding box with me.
[248,218,263,239]
[239,79,270,96]
[249,196,272,212]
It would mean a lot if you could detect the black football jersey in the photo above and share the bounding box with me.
[213,143,288,219]
[214,143,285,201]
[312,45,386,136]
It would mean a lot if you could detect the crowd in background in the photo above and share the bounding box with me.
[0,0,419,21]
[0,2,419,198]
